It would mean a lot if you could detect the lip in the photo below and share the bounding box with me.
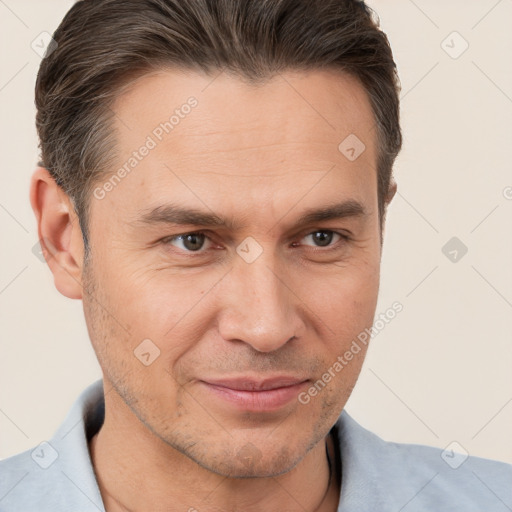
[199,376,309,412]
[203,376,307,391]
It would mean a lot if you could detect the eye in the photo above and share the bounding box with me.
[162,232,211,252]
[300,230,348,249]
[160,229,350,255]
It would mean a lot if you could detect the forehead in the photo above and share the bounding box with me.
[112,67,376,153]
[94,68,378,227]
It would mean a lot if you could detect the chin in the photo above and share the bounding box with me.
[171,432,312,479]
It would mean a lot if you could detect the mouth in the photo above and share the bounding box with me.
[199,376,309,412]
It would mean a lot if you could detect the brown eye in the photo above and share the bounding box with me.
[163,232,210,252]
[302,230,345,248]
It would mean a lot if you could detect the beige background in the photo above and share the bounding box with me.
[1,0,511,465]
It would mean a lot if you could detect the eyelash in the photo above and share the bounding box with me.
[160,229,351,255]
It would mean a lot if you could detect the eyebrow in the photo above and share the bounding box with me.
[134,199,368,231]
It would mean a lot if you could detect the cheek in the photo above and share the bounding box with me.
[296,259,380,339]
[92,250,202,330]
[91,262,222,379]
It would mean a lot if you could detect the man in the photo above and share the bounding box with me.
[1,0,510,510]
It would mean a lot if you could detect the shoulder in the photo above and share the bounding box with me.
[0,442,103,511]
[0,446,60,507]
[336,410,512,511]
[0,380,105,512]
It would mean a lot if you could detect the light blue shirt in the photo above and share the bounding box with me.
[1,379,511,511]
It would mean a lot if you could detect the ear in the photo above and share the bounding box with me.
[382,178,397,222]
[379,179,397,249]
[385,178,397,205]
[29,167,85,299]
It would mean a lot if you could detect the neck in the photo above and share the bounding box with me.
[88,389,340,512]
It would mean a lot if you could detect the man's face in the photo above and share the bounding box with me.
[82,68,382,477]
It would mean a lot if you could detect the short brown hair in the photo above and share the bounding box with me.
[35,0,402,253]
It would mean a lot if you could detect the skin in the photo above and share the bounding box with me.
[30,68,396,512]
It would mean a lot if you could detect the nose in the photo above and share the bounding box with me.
[216,253,306,353]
